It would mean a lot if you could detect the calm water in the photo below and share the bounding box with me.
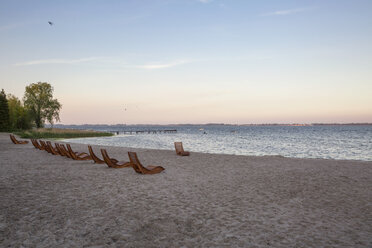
[59,124,372,161]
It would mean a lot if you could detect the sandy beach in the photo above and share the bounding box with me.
[0,133,371,247]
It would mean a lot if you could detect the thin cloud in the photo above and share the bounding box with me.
[132,60,190,70]
[262,7,312,16]
[14,57,190,69]
[13,57,103,66]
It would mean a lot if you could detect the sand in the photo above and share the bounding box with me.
[0,133,371,247]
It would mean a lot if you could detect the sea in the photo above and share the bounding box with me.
[57,124,372,161]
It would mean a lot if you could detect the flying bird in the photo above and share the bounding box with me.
[48,21,53,26]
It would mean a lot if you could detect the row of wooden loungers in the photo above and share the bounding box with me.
[10,134,190,174]
[9,133,162,174]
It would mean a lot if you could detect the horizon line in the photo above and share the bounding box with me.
[50,122,372,126]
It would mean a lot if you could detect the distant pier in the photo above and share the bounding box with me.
[110,129,177,135]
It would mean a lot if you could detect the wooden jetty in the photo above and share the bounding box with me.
[110,129,177,135]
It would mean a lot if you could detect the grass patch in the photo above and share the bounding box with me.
[15,128,114,139]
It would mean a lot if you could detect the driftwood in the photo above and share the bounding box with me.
[10,134,29,144]
[100,149,131,168]
[174,142,190,156]
[128,152,165,174]
[66,144,92,160]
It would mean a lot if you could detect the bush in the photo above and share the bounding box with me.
[7,94,33,130]
[15,128,114,139]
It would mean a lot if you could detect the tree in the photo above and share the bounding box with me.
[45,99,61,128]
[7,94,33,130]
[23,82,62,128]
[0,89,10,131]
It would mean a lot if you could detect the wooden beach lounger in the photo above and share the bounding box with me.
[10,134,29,144]
[88,145,120,164]
[57,144,73,158]
[46,141,61,155]
[56,143,82,158]
[41,141,56,155]
[100,149,131,168]
[54,143,67,157]
[38,140,47,150]
[66,144,92,160]
[39,140,53,153]
[88,145,106,164]
[174,142,190,156]
[128,152,165,174]
[30,139,38,149]
[31,139,44,150]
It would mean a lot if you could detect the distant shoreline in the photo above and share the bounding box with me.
[50,123,372,127]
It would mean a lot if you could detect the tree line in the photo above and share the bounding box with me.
[0,82,62,131]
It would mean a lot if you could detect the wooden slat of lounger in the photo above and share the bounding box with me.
[100,149,131,168]
[66,144,91,160]
[127,152,165,174]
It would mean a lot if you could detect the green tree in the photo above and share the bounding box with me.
[23,82,62,128]
[0,89,10,131]
[7,94,33,130]
[45,100,61,128]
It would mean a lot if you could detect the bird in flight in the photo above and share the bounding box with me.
[48,21,53,26]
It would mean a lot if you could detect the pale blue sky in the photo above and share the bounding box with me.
[1,0,371,124]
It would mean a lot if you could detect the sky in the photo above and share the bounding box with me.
[0,0,371,124]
